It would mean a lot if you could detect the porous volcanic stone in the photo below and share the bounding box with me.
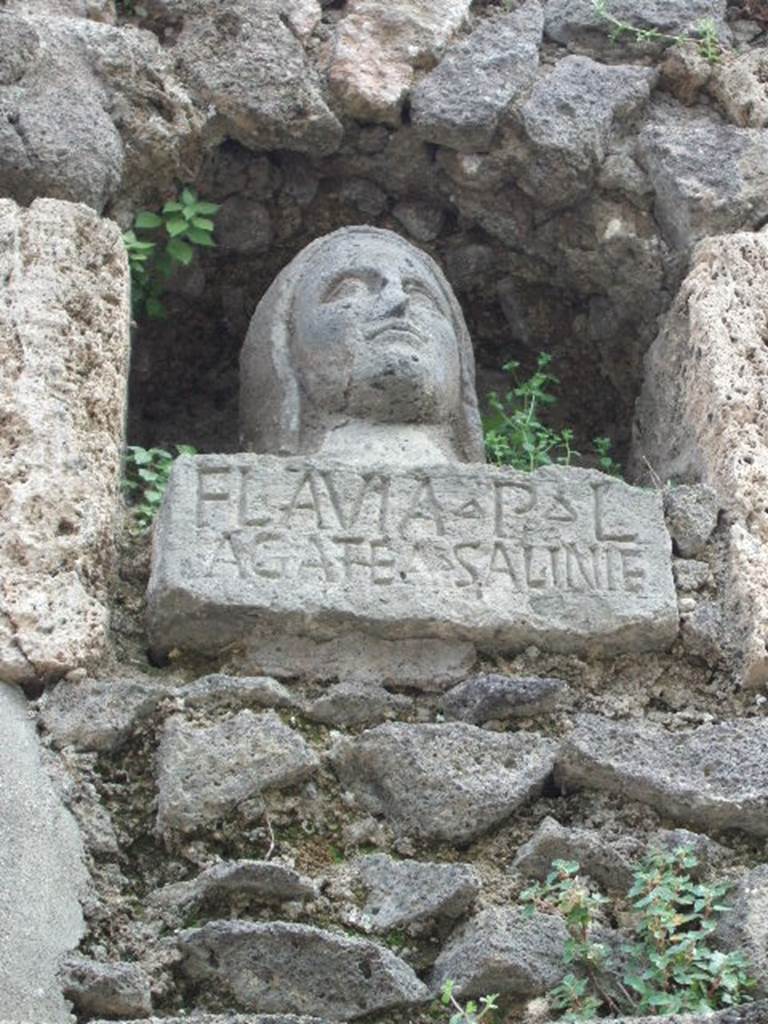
[556,714,768,837]
[155,710,318,838]
[149,860,316,924]
[507,56,656,207]
[305,681,411,728]
[178,674,299,711]
[411,0,543,152]
[664,484,719,557]
[173,0,341,155]
[329,0,472,124]
[0,198,129,684]
[353,854,479,934]
[58,955,152,1019]
[544,0,729,57]
[40,676,171,752]
[633,232,768,686]
[714,865,768,996]
[513,816,635,894]
[148,459,678,664]
[177,921,429,1020]
[441,674,569,723]
[431,908,567,997]
[330,721,557,843]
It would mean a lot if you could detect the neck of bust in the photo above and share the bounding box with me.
[314,421,461,466]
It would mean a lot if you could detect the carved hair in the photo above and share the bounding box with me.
[240,226,485,462]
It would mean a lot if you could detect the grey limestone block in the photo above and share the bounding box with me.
[441,673,569,723]
[411,0,543,153]
[556,713,768,837]
[147,458,678,666]
[330,721,558,844]
[352,853,480,934]
[155,710,319,839]
[431,907,568,997]
[177,920,429,1020]
[58,955,152,1019]
[0,683,90,1024]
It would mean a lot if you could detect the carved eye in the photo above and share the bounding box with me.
[404,279,444,315]
[321,275,371,303]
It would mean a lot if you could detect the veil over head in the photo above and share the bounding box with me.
[239,226,485,463]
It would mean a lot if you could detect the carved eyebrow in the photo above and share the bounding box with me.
[403,277,450,316]
[320,270,379,302]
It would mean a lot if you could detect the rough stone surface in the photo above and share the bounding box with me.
[544,0,729,57]
[58,955,152,1019]
[431,907,567,997]
[714,865,768,996]
[330,721,557,843]
[305,682,411,728]
[673,558,712,591]
[0,13,202,213]
[0,683,89,1023]
[90,1018,329,1024]
[155,710,319,837]
[441,673,569,723]
[178,921,429,1020]
[149,860,316,924]
[241,633,476,691]
[664,485,720,557]
[411,1,543,152]
[351,854,479,934]
[556,713,768,837]
[177,674,299,711]
[637,112,768,250]
[148,459,677,663]
[329,0,472,125]
[512,816,636,894]
[507,56,656,208]
[633,232,768,686]
[597,1004,768,1024]
[174,0,341,155]
[0,199,129,684]
[40,676,171,752]
[709,50,768,128]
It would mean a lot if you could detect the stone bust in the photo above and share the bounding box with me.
[240,226,485,465]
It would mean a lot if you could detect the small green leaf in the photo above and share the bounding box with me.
[193,200,220,215]
[165,217,188,237]
[134,210,164,229]
[166,238,195,265]
[186,227,216,246]
[162,201,183,212]
[192,216,215,230]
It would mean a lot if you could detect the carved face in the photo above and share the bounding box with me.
[291,237,461,424]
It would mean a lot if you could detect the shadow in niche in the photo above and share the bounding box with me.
[125,140,636,465]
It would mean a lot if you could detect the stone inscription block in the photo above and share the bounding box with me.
[147,456,677,658]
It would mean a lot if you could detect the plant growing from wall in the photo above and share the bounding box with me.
[591,0,722,64]
[123,187,219,320]
[520,848,756,1020]
[123,444,196,531]
[440,980,498,1023]
[483,354,621,476]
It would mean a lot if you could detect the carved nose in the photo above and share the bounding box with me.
[378,279,408,318]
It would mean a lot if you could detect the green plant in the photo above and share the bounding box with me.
[591,0,722,64]
[520,848,756,1020]
[123,187,219,320]
[123,444,196,531]
[440,980,498,1024]
[484,354,577,470]
[483,354,620,476]
[593,436,621,477]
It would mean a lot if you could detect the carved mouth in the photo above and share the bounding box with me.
[366,321,424,342]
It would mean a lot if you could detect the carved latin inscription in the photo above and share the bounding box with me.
[192,462,649,595]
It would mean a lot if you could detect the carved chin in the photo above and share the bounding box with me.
[348,361,453,423]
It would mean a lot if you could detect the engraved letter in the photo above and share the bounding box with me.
[619,545,647,593]
[319,470,391,533]
[454,542,483,588]
[398,478,445,537]
[592,481,637,543]
[281,470,328,529]
[370,539,396,585]
[197,465,232,529]
[494,480,536,537]
[487,541,522,588]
